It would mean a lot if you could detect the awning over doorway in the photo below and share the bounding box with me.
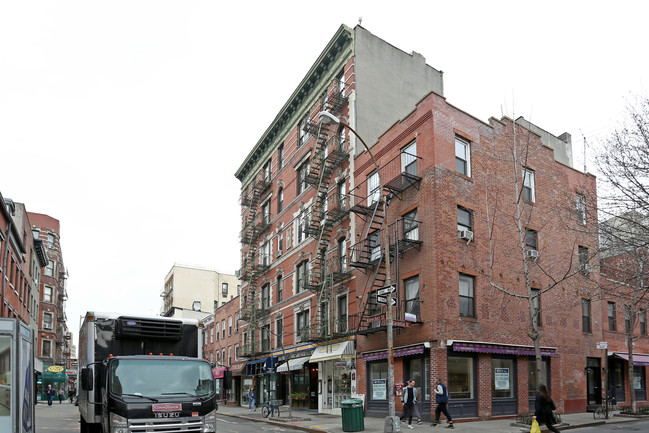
[246,357,277,375]
[612,352,649,366]
[362,344,426,361]
[449,340,557,357]
[276,356,311,373]
[310,341,355,362]
[229,361,247,376]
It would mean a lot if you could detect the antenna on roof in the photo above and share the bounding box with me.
[358,16,363,25]
[580,129,588,173]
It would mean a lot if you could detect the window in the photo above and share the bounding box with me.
[45,260,54,277]
[641,310,647,335]
[261,241,271,267]
[216,322,220,341]
[222,320,226,339]
[42,339,52,358]
[276,318,283,348]
[299,115,310,146]
[582,299,592,333]
[277,188,284,213]
[368,172,380,205]
[457,206,473,233]
[402,141,417,175]
[459,274,475,318]
[47,233,55,249]
[277,275,283,302]
[228,316,233,336]
[263,159,271,183]
[369,231,381,262]
[368,361,389,400]
[337,181,347,210]
[210,326,214,343]
[235,312,239,332]
[523,168,535,202]
[296,310,310,341]
[43,286,53,303]
[337,295,348,333]
[222,283,228,296]
[261,324,270,352]
[235,344,239,360]
[297,160,309,195]
[228,346,232,365]
[455,136,471,176]
[285,227,292,249]
[608,302,617,331]
[525,229,538,251]
[204,330,208,346]
[579,246,589,270]
[404,276,420,321]
[278,144,284,170]
[625,306,631,333]
[576,193,586,224]
[43,312,53,329]
[338,238,347,272]
[403,209,419,241]
[296,261,308,294]
[337,70,345,97]
[277,230,284,256]
[531,288,541,327]
[448,355,474,399]
[492,358,515,398]
[261,284,270,310]
[262,200,271,224]
[297,211,309,243]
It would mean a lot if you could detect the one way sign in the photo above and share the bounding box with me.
[376,295,397,306]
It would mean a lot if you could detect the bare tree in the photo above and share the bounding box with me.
[596,96,649,413]
[480,117,595,387]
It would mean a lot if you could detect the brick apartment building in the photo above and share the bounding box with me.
[234,23,647,420]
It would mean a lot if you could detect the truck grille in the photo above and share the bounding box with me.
[128,416,203,432]
[117,317,183,340]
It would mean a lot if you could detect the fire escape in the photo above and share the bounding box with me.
[302,78,350,343]
[350,150,423,335]
[239,170,272,357]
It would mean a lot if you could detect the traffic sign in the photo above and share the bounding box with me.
[393,320,412,328]
[376,295,397,306]
[377,285,396,296]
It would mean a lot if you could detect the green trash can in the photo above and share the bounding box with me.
[341,398,364,432]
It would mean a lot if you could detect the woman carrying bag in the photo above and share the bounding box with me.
[533,384,559,433]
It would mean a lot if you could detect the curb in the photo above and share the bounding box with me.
[220,412,329,433]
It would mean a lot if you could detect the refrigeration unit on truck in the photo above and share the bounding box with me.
[0,318,34,433]
[78,312,217,433]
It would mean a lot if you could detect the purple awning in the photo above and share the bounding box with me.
[451,341,556,357]
[362,345,425,361]
[613,353,649,366]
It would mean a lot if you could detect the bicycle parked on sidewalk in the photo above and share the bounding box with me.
[262,400,281,418]
[593,396,616,419]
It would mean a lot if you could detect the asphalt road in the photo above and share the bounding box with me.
[35,400,303,433]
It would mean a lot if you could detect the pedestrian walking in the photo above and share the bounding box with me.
[45,384,55,406]
[534,384,559,433]
[57,387,64,404]
[432,377,454,428]
[401,379,417,429]
[248,387,256,411]
[409,380,423,424]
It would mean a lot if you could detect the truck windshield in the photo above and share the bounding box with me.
[109,359,214,398]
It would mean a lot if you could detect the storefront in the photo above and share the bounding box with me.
[310,340,355,414]
[212,367,227,401]
[246,357,278,406]
[609,352,649,405]
[229,361,246,405]
[276,356,311,407]
[40,365,68,402]
[447,340,556,418]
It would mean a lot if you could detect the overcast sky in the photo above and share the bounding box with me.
[1,1,647,342]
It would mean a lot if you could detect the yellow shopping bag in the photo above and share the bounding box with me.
[530,419,541,433]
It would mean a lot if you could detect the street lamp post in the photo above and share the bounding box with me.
[319,111,398,432]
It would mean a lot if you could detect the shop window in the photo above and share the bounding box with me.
[633,366,646,401]
[492,358,515,399]
[368,361,388,400]
[448,355,474,399]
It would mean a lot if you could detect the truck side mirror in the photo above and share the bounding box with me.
[81,368,94,391]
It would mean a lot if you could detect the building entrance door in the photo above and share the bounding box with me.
[586,357,602,411]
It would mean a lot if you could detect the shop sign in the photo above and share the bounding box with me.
[336,361,347,368]
[46,365,64,373]
[494,368,510,390]
[372,379,386,399]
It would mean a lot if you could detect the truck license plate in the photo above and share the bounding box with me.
[154,412,180,418]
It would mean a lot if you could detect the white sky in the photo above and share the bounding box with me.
[1,1,647,342]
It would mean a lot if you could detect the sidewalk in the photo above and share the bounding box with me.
[218,404,639,433]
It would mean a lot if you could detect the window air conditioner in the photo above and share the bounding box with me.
[43,324,52,329]
[459,230,473,241]
[527,249,539,259]
[276,249,283,258]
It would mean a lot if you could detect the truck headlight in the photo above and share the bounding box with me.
[203,409,217,432]
[110,412,128,433]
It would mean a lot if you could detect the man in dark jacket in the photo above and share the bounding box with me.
[432,378,454,428]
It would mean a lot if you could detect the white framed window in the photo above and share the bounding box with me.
[261,241,271,267]
[297,211,309,243]
[263,159,271,183]
[299,115,311,146]
[47,233,55,249]
[455,136,471,177]
[338,238,347,271]
[44,260,54,277]
[296,309,310,342]
[457,207,473,232]
[296,261,309,294]
[222,320,226,338]
[523,168,535,202]
[368,172,380,205]
[216,323,220,341]
[402,141,417,174]
[403,209,419,241]
[42,339,52,357]
[210,327,214,343]
[262,200,271,224]
[228,316,233,336]
[43,312,53,330]
[43,286,53,303]
[297,160,309,195]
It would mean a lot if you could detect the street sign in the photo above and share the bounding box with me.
[367,313,386,323]
[393,320,412,328]
[377,285,396,296]
[376,295,397,306]
[597,341,608,350]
